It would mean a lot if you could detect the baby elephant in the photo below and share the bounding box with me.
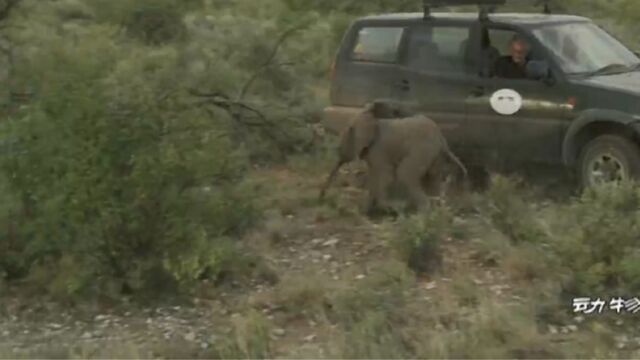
[320,100,468,215]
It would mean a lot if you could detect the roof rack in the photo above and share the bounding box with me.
[422,0,552,20]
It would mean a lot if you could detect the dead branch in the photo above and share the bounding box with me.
[237,23,308,101]
[188,88,297,157]
[238,61,295,101]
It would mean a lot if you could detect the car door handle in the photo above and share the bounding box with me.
[470,86,485,97]
[396,79,410,91]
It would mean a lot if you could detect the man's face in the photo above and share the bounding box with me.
[510,40,527,65]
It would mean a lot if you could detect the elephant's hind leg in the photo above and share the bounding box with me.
[397,153,435,212]
[365,161,394,216]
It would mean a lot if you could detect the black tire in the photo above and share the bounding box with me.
[577,134,640,189]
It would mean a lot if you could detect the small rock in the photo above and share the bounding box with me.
[323,254,332,261]
[355,274,366,280]
[345,261,353,266]
[472,279,483,285]
[425,282,437,290]
[548,325,558,334]
[304,334,317,342]
[184,332,196,342]
[272,328,286,337]
[616,319,624,326]
[49,323,63,330]
[561,327,569,334]
[22,330,29,335]
[94,315,108,321]
[574,316,584,323]
[286,215,294,220]
[201,342,209,349]
[81,331,92,339]
[2,330,10,337]
[323,238,339,247]
[311,238,324,245]
[567,325,578,332]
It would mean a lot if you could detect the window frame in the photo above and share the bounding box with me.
[478,23,564,82]
[403,21,475,76]
[347,25,408,65]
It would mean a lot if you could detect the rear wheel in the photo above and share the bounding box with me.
[577,134,640,189]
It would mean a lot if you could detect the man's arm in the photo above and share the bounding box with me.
[492,56,508,78]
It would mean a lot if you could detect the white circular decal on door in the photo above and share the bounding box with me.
[490,89,523,116]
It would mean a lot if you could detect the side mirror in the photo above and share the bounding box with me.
[526,60,553,84]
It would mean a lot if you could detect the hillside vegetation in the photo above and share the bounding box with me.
[1,0,640,358]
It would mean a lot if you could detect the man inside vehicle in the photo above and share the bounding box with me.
[493,35,530,79]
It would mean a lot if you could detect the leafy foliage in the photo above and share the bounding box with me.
[552,183,640,296]
[0,22,257,299]
[392,203,453,274]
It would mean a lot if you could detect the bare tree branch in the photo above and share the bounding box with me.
[237,23,308,101]
[188,88,298,158]
[238,61,296,101]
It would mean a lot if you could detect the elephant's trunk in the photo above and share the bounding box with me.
[319,160,346,201]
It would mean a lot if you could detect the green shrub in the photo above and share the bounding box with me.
[553,182,640,296]
[212,310,273,359]
[392,203,454,275]
[87,0,196,45]
[484,175,549,244]
[0,27,257,299]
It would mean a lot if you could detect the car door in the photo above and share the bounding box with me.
[394,21,478,155]
[465,25,574,167]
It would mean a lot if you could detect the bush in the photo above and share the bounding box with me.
[87,0,197,45]
[484,175,549,245]
[0,26,257,299]
[212,310,273,359]
[553,182,640,296]
[391,203,454,275]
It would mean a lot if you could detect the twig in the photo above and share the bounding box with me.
[237,23,308,101]
[238,61,295,101]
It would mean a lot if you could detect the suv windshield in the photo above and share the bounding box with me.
[532,22,640,76]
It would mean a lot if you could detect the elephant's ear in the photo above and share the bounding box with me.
[352,113,379,159]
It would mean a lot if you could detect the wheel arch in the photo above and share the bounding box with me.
[562,109,640,167]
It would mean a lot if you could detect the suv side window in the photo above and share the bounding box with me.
[407,25,471,74]
[485,27,545,79]
[350,27,405,63]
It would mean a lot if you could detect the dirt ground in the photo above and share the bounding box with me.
[1,162,639,359]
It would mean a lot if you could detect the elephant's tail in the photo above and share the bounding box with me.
[447,148,468,179]
[439,133,468,179]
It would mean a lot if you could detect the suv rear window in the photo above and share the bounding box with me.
[350,27,404,63]
[407,25,471,73]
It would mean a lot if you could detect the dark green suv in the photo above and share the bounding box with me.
[323,3,640,188]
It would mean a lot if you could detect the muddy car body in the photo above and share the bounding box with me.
[324,5,640,188]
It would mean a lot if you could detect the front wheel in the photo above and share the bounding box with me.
[577,134,640,189]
